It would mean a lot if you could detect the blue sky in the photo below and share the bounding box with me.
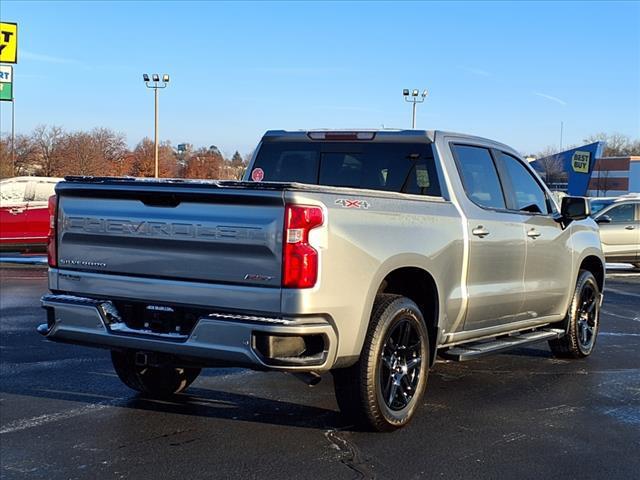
[1,1,639,157]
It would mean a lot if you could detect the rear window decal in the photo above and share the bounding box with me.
[251,167,265,182]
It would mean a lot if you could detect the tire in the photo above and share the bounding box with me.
[111,350,201,396]
[332,294,430,432]
[548,270,601,359]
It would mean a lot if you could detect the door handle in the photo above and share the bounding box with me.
[472,226,490,238]
[625,225,636,230]
[527,229,541,239]
[9,207,26,215]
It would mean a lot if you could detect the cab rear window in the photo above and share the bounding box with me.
[251,142,441,197]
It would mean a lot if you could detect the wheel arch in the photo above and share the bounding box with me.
[377,266,440,366]
[579,254,605,293]
[556,252,605,328]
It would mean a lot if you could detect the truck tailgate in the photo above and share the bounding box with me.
[55,180,285,288]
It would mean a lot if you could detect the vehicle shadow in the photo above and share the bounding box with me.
[122,386,351,430]
[495,346,556,359]
[0,377,356,432]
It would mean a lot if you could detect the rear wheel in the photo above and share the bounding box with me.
[549,270,601,358]
[111,350,201,396]
[332,294,429,431]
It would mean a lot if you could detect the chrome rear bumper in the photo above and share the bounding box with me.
[39,294,338,371]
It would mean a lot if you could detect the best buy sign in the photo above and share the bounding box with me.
[0,22,18,63]
[0,65,13,101]
[571,151,591,174]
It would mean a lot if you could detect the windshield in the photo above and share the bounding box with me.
[249,141,441,196]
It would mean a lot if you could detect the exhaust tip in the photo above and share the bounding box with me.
[289,371,322,387]
[36,323,51,336]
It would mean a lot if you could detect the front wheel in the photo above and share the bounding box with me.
[332,294,430,431]
[111,350,201,396]
[549,270,601,358]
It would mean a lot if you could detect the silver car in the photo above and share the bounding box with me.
[593,195,640,268]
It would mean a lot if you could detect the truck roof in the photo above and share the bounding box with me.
[262,129,518,153]
[262,129,436,143]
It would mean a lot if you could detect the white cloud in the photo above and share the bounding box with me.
[458,66,491,77]
[248,66,348,76]
[21,50,79,64]
[534,92,567,106]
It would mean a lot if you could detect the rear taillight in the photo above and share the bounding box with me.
[47,194,57,267]
[283,204,324,288]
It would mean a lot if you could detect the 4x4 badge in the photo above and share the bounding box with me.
[335,199,370,209]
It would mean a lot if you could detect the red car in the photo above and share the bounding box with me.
[0,176,61,252]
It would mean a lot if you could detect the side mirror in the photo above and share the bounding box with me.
[596,215,612,224]
[561,196,590,221]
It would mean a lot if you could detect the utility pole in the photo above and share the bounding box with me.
[143,73,170,178]
[11,97,15,175]
[403,89,428,129]
[0,65,15,174]
[154,86,158,177]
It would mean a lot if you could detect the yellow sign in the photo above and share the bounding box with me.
[571,151,590,173]
[0,22,18,64]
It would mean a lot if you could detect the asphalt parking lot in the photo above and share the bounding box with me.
[1,265,638,480]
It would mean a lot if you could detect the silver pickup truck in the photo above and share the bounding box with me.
[39,130,605,431]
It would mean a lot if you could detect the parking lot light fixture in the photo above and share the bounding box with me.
[403,88,429,129]
[143,73,170,178]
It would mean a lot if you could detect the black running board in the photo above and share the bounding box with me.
[440,329,565,361]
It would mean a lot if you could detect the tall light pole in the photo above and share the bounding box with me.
[403,88,428,129]
[143,73,170,178]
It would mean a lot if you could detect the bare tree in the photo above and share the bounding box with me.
[90,128,128,175]
[61,132,99,176]
[2,125,258,181]
[31,125,65,176]
[584,133,640,156]
[131,138,178,178]
[184,147,225,179]
[534,146,567,185]
[0,135,11,178]
[0,133,39,177]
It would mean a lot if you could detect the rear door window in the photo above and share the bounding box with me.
[33,182,57,202]
[252,141,441,196]
[0,180,29,206]
[452,145,506,210]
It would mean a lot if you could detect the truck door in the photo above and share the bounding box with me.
[597,201,639,263]
[450,144,527,331]
[24,180,57,245]
[0,179,31,249]
[493,150,573,319]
